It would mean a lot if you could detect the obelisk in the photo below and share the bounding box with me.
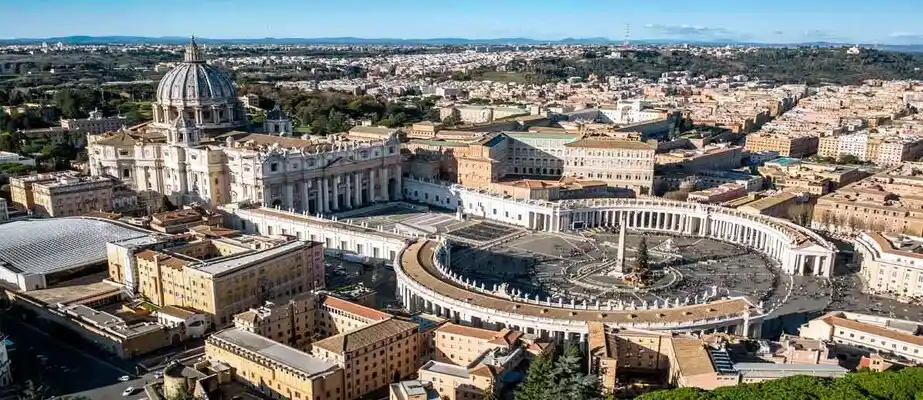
[614,213,627,275]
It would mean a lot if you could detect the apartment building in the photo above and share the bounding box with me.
[655,144,743,172]
[854,231,923,301]
[317,294,393,336]
[312,318,421,400]
[745,133,819,158]
[813,162,923,235]
[107,232,325,327]
[10,170,80,212]
[817,128,923,167]
[233,293,319,351]
[420,323,539,400]
[206,327,345,400]
[759,158,865,196]
[800,311,923,365]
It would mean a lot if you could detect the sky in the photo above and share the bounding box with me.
[2,0,923,44]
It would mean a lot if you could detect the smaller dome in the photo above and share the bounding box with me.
[266,104,289,121]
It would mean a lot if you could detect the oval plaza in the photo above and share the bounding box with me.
[225,175,838,345]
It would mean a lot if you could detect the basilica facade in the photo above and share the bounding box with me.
[88,38,403,210]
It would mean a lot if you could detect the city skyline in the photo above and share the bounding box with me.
[2,0,923,44]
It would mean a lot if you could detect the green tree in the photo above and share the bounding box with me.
[838,154,861,165]
[550,344,599,400]
[482,380,498,400]
[516,350,555,400]
[54,89,83,119]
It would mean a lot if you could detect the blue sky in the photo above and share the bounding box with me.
[2,0,923,44]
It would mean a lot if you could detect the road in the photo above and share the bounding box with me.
[1,314,158,399]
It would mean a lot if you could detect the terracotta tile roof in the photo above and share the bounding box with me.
[322,295,391,321]
[312,318,417,354]
[822,315,923,347]
[670,338,714,377]
[488,329,523,346]
[135,249,160,262]
[437,323,499,340]
[234,310,258,325]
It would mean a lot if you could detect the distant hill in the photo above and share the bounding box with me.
[1,36,923,52]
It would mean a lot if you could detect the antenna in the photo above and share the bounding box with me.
[623,23,631,48]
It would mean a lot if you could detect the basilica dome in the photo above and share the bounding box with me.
[149,37,246,134]
[156,39,237,106]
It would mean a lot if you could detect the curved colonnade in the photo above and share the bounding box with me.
[396,182,839,340]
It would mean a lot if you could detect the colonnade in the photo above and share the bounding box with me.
[266,165,402,215]
[394,240,759,343]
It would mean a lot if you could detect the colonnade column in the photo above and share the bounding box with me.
[332,176,340,211]
[353,172,362,207]
[368,168,377,202]
[344,175,352,209]
[321,177,330,213]
[284,183,294,210]
[380,167,389,201]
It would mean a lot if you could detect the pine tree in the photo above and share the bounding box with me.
[635,236,650,276]
[516,351,555,400]
[549,344,600,400]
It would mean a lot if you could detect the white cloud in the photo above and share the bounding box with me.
[643,24,731,38]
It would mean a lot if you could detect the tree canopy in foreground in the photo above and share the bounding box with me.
[637,367,923,400]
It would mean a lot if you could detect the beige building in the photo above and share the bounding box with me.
[207,327,345,400]
[854,231,923,301]
[233,293,319,351]
[656,144,743,172]
[312,318,421,400]
[759,159,865,196]
[800,311,923,365]
[60,109,131,135]
[489,178,607,201]
[107,232,325,327]
[813,162,923,235]
[149,207,223,234]
[9,170,156,217]
[588,322,846,394]
[563,134,656,195]
[818,131,923,167]
[420,323,545,400]
[745,133,819,158]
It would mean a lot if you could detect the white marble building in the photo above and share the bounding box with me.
[87,38,404,209]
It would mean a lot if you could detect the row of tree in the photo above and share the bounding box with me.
[494,47,923,86]
[241,85,442,135]
[638,367,923,400]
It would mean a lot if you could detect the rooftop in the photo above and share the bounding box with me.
[0,218,150,276]
[312,318,417,354]
[194,241,307,277]
[420,360,469,378]
[210,327,340,377]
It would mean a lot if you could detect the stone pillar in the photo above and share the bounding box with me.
[302,180,311,213]
[332,175,340,211]
[395,165,403,200]
[353,172,362,207]
[368,168,377,202]
[284,183,294,210]
[380,167,389,201]
[321,177,330,213]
